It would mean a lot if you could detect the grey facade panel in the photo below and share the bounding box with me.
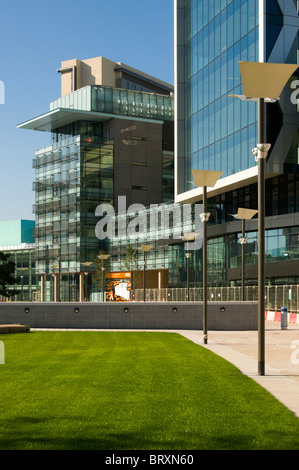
[0,302,258,331]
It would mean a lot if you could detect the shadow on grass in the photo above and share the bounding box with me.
[1,416,298,450]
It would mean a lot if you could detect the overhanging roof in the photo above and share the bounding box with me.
[17,108,164,132]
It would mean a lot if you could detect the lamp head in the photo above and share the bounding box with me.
[98,255,110,260]
[252,143,271,162]
[183,232,199,241]
[191,169,223,188]
[239,62,298,100]
[236,208,258,220]
[141,245,154,252]
[200,212,211,222]
[229,94,277,103]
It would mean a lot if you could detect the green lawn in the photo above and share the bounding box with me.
[0,331,298,450]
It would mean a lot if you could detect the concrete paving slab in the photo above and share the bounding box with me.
[179,321,299,418]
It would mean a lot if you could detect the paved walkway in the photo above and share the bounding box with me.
[180,320,299,418]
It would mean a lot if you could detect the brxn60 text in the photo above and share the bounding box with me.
[149,455,194,465]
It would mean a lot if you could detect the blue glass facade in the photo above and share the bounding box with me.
[184,0,259,191]
[174,0,299,289]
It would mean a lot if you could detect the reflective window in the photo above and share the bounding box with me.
[91,86,174,122]
[183,0,259,190]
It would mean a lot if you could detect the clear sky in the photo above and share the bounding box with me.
[0,0,174,222]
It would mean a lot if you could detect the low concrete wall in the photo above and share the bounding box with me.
[0,302,258,331]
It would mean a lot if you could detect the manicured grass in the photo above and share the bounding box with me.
[0,331,298,450]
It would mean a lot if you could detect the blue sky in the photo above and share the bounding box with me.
[0,0,174,221]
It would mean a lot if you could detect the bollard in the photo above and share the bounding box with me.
[280,306,288,330]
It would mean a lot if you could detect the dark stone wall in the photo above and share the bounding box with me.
[113,119,164,210]
[0,302,258,331]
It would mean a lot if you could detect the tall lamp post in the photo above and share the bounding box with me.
[183,233,199,301]
[191,170,223,344]
[98,255,110,302]
[19,267,28,302]
[57,246,61,302]
[81,262,94,302]
[231,208,258,301]
[231,61,298,375]
[141,245,154,302]
[51,264,58,302]
[84,272,89,301]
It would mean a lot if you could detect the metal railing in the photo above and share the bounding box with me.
[132,285,299,313]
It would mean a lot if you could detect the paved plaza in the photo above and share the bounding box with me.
[181,320,299,418]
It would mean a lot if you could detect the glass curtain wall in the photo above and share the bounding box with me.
[91,86,174,121]
[3,248,37,301]
[34,133,80,278]
[207,225,299,287]
[184,0,259,191]
[109,202,203,289]
[80,121,113,266]
[34,120,112,301]
[210,173,299,224]
[162,151,174,202]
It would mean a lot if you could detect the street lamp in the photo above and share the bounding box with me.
[141,245,154,302]
[81,262,94,302]
[84,272,89,301]
[183,233,199,301]
[51,264,58,302]
[231,208,258,301]
[191,170,223,344]
[19,267,28,302]
[98,255,110,302]
[231,61,298,376]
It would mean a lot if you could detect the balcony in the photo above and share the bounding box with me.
[18,85,174,134]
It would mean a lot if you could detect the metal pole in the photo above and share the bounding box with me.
[21,276,24,302]
[41,274,45,303]
[143,251,146,302]
[242,219,245,302]
[102,264,106,303]
[185,240,190,302]
[85,273,88,302]
[186,254,190,301]
[58,246,61,302]
[203,185,208,344]
[258,97,265,376]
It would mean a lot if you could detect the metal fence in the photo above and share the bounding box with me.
[133,285,299,313]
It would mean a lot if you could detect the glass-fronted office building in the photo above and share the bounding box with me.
[183,0,259,186]
[19,60,174,301]
[174,0,299,287]
[108,200,201,291]
[0,220,37,301]
[14,6,299,300]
